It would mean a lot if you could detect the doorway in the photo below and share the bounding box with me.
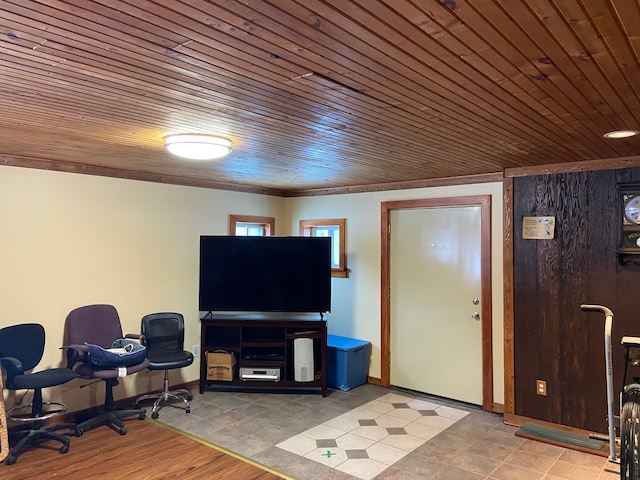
[380,196,493,411]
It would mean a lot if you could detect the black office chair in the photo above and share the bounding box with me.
[135,312,193,419]
[65,304,149,435]
[0,323,79,465]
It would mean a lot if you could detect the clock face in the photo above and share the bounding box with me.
[624,195,640,225]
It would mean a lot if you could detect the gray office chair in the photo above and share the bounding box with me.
[135,312,193,419]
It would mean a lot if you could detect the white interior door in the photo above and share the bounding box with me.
[389,205,483,405]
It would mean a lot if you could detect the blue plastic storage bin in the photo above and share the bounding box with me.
[327,335,371,391]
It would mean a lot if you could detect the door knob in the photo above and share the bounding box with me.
[471,312,480,320]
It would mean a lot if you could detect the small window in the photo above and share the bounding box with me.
[300,218,347,278]
[229,215,275,236]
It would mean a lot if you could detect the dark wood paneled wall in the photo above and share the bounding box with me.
[514,167,640,433]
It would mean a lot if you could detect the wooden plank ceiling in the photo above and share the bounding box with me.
[1,0,639,195]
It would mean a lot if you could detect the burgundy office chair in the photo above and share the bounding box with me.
[65,304,149,435]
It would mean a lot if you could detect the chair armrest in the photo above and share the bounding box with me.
[125,333,145,346]
[61,344,89,368]
[0,355,24,378]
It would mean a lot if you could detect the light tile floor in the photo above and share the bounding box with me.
[156,384,620,480]
[276,392,470,479]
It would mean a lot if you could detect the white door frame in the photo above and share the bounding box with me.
[380,195,493,411]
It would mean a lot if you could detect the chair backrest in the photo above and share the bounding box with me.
[0,323,45,373]
[65,304,124,348]
[141,313,185,356]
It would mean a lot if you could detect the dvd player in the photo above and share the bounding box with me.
[240,367,281,382]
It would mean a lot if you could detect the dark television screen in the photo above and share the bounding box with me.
[199,236,332,313]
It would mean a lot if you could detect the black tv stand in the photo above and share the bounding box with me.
[199,313,327,396]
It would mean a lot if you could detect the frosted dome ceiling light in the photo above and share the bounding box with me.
[603,130,640,139]
[164,134,232,160]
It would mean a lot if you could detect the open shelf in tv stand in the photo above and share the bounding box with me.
[199,314,327,396]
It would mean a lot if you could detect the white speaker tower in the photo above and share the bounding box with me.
[294,337,314,382]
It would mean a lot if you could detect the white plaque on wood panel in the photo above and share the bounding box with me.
[522,216,555,239]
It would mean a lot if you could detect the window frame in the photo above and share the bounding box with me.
[229,215,275,236]
[299,218,347,278]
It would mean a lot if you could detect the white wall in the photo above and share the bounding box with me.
[284,182,505,404]
[0,166,505,413]
[0,166,283,413]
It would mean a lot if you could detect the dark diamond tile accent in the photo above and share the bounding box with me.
[418,409,438,416]
[358,419,378,426]
[386,427,407,435]
[391,403,410,409]
[316,439,337,448]
[346,449,369,459]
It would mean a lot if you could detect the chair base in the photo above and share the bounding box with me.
[76,378,146,435]
[77,407,146,436]
[135,370,192,419]
[6,423,80,465]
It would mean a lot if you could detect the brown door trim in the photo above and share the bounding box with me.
[380,195,493,411]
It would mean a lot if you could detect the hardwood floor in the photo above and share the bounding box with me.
[0,419,287,479]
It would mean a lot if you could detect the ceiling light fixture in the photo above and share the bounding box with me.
[163,134,232,160]
[603,130,640,139]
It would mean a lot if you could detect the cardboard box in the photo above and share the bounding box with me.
[206,351,236,381]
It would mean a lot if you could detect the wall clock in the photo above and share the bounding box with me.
[618,184,640,260]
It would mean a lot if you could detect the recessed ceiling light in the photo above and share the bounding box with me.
[603,130,640,139]
[163,134,232,160]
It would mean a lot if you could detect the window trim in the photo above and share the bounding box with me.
[299,218,347,278]
[229,215,275,236]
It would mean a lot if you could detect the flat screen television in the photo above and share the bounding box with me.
[199,235,332,313]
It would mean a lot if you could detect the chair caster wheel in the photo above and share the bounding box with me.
[6,455,16,465]
[187,394,193,401]
[60,444,69,454]
[185,408,191,414]
[138,412,146,420]
[151,411,159,419]
[119,427,127,435]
